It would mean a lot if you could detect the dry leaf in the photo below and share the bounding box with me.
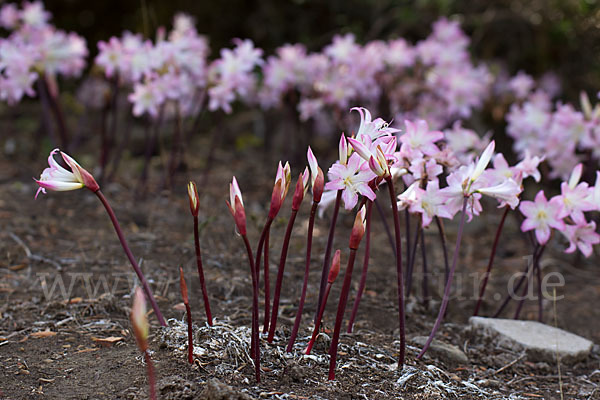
[30,330,57,338]
[8,264,26,271]
[173,302,186,311]
[91,336,124,346]
[75,348,98,354]
[62,297,82,305]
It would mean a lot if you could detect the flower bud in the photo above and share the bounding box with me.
[292,172,306,211]
[349,205,367,249]
[339,134,348,165]
[187,181,199,217]
[312,167,324,203]
[226,177,247,236]
[130,287,149,352]
[327,249,341,283]
[179,267,189,305]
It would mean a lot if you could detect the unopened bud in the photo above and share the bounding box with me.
[327,249,341,283]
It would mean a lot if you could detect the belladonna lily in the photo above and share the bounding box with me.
[35,149,99,197]
[557,163,596,220]
[325,153,376,210]
[561,213,600,257]
[35,149,166,327]
[519,190,567,245]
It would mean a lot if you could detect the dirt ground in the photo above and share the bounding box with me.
[1,140,600,399]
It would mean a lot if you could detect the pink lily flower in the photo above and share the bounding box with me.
[561,213,600,257]
[519,190,567,245]
[35,148,99,198]
[476,178,522,209]
[399,119,443,156]
[410,180,453,227]
[557,164,596,220]
[514,149,545,183]
[351,106,399,141]
[325,153,376,210]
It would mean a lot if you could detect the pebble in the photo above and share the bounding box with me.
[469,316,594,364]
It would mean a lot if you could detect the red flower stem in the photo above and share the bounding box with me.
[328,248,358,380]
[374,197,395,255]
[267,209,299,342]
[435,217,449,284]
[43,75,70,151]
[241,234,261,383]
[185,302,193,364]
[315,190,342,323]
[193,215,213,326]
[473,207,510,316]
[165,102,182,188]
[262,229,270,333]
[385,176,406,367]
[254,217,273,333]
[493,244,543,318]
[287,201,319,351]
[513,271,530,319]
[536,253,543,322]
[144,350,157,400]
[514,244,545,320]
[346,200,373,334]
[420,224,429,306]
[405,208,412,277]
[99,74,120,180]
[304,281,333,355]
[492,265,528,318]
[94,190,166,326]
[405,222,422,297]
[417,196,468,360]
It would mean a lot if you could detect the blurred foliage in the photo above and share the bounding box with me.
[33,0,600,98]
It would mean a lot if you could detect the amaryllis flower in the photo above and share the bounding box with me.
[35,148,99,198]
[438,141,495,219]
[476,178,522,209]
[410,180,453,227]
[325,153,376,210]
[519,190,567,245]
[561,213,600,257]
[556,164,596,220]
[514,149,544,183]
[351,106,399,140]
[399,119,443,156]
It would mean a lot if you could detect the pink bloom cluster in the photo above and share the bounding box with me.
[321,108,528,228]
[507,90,600,179]
[207,38,263,113]
[519,165,600,257]
[0,1,87,104]
[259,18,493,127]
[320,106,599,259]
[96,14,210,118]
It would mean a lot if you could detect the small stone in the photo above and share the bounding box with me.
[469,316,594,364]
[410,336,469,365]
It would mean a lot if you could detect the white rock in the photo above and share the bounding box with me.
[469,316,594,363]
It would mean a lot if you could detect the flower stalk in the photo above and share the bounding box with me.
[267,171,308,342]
[188,181,213,326]
[305,249,341,355]
[179,267,194,364]
[328,206,366,380]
